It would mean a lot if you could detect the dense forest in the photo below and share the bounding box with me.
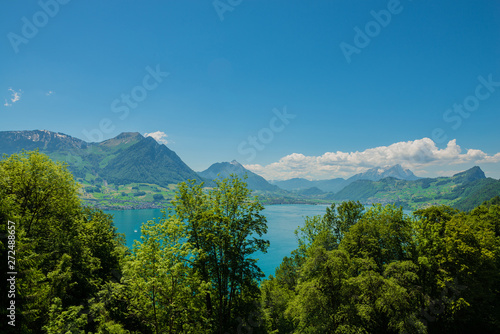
[1,151,499,333]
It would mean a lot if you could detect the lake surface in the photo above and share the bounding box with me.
[105,204,329,278]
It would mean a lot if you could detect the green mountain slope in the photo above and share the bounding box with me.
[102,136,203,186]
[452,178,500,211]
[331,166,499,211]
[0,130,205,208]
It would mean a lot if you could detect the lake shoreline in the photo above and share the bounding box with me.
[87,199,329,211]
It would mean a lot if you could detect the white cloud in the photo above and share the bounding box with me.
[144,131,169,145]
[244,138,500,180]
[46,91,54,96]
[4,88,22,107]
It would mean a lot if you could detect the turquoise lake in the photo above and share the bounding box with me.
[105,204,329,279]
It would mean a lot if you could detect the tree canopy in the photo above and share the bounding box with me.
[261,202,500,333]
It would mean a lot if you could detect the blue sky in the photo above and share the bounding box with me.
[1,0,499,179]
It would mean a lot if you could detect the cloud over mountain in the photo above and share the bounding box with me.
[144,131,169,145]
[245,138,500,180]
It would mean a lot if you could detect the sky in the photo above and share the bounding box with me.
[1,0,499,180]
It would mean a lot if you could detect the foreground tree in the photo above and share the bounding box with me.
[120,213,209,333]
[0,151,126,333]
[0,150,82,331]
[173,176,269,333]
[414,205,500,333]
[262,202,500,333]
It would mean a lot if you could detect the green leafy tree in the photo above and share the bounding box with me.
[172,175,269,333]
[0,150,81,238]
[340,204,414,270]
[260,273,296,333]
[0,151,128,333]
[42,297,87,334]
[294,201,364,256]
[414,205,499,333]
[121,212,209,333]
[0,151,83,331]
[264,203,426,333]
[152,194,164,201]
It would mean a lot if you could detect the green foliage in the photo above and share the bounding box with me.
[152,194,164,201]
[0,150,82,330]
[0,151,127,333]
[295,201,365,255]
[172,175,269,333]
[262,202,500,333]
[413,205,500,332]
[340,204,414,269]
[42,298,87,334]
[452,179,500,211]
[482,195,500,207]
[260,275,296,333]
[122,213,210,333]
[0,150,81,237]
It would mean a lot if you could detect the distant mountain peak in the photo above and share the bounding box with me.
[0,129,88,155]
[116,132,142,139]
[100,132,143,147]
[101,134,203,186]
[199,160,278,191]
[347,164,420,182]
[452,166,485,183]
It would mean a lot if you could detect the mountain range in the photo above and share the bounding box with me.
[1,130,499,211]
[330,166,500,211]
[272,164,420,193]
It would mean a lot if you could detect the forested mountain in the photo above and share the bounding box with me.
[199,160,279,191]
[297,186,326,196]
[0,130,203,187]
[101,136,205,186]
[331,166,500,211]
